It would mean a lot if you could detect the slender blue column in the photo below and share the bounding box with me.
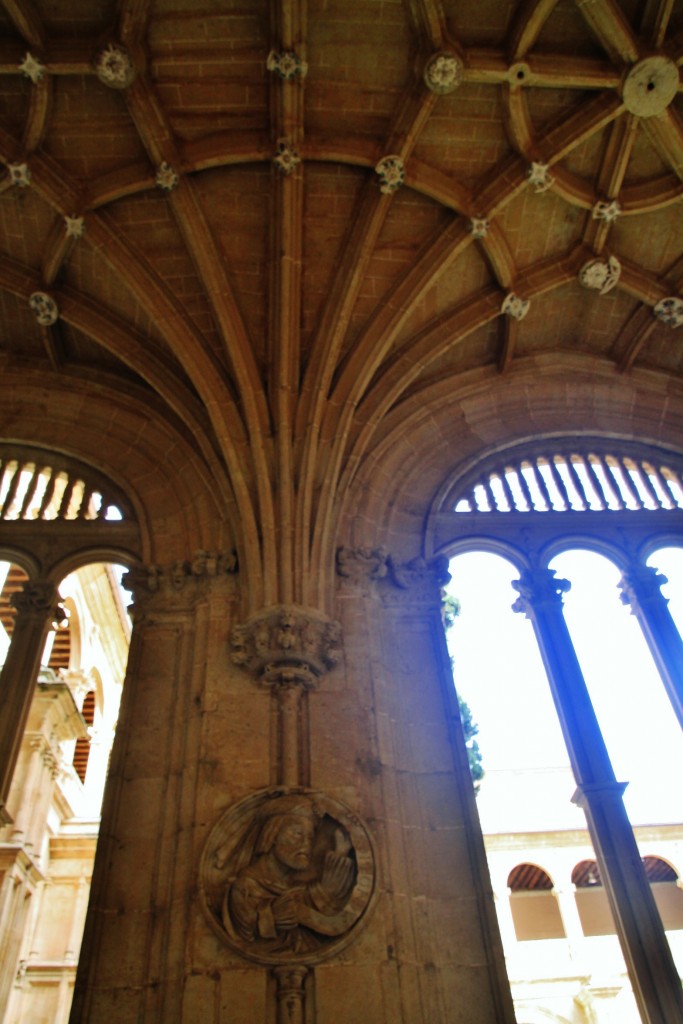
[619,563,683,730]
[512,566,683,1024]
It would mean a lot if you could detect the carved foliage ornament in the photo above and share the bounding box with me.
[19,53,45,84]
[592,199,621,224]
[200,788,376,965]
[267,50,308,80]
[336,547,450,591]
[29,291,59,326]
[501,292,530,320]
[95,43,136,88]
[11,581,61,616]
[123,550,238,596]
[423,52,463,94]
[231,606,342,681]
[156,162,179,191]
[619,564,668,612]
[654,297,683,328]
[527,162,554,194]
[511,568,571,617]
[274,139,301,175]
[64,215,85,239]
[579,255,621,295]
[7,163,31,187]
[375,155,404,194]
[470,217,489,239]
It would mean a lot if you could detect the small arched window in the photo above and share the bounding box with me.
[572,860,614,936]
[643,856,683,931]
[73,690,96,783]
[508,864,565,941]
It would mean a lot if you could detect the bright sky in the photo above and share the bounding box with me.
[445,546,683,830]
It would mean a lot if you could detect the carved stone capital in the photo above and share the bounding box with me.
[231,606,342,682]
[337,547,450,604]
[511,568,571,616]
[336,546,389,583]
[123,550,237,608]
[11,581,61,619]
[388,554,451,591]
[618,563,668,612]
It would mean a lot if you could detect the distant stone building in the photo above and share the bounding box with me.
[0,564,128,1024]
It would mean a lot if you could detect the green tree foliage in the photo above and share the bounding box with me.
[442,591,484,794]
[457,692,484,794]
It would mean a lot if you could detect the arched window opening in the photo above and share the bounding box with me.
[647,546,683,637]
[438,436,683,1024]
[550,549,683,827]
[571,860,614,936]
[452,445,683,515]
[507,864,566,941]
[0,558,131,1024]
[0,562,27,659]
[0,447,131,523]
[643,857,683,931]
[73,690,96,784]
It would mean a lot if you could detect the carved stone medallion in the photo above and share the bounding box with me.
[200,788,376,965]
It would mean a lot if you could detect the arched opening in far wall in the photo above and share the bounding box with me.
[0,444,139,1024]
[431,436,683,1024]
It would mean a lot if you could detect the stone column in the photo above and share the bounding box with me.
[618,562,683,730]
[70,552,239,1024]
[0,580,63,825]
[512,566,683,1024]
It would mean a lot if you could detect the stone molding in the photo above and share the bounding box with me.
[230,606,342,683]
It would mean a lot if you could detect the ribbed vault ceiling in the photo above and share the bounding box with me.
[0,0,681,608]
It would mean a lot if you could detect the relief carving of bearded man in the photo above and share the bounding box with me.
[222,794,356,955]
